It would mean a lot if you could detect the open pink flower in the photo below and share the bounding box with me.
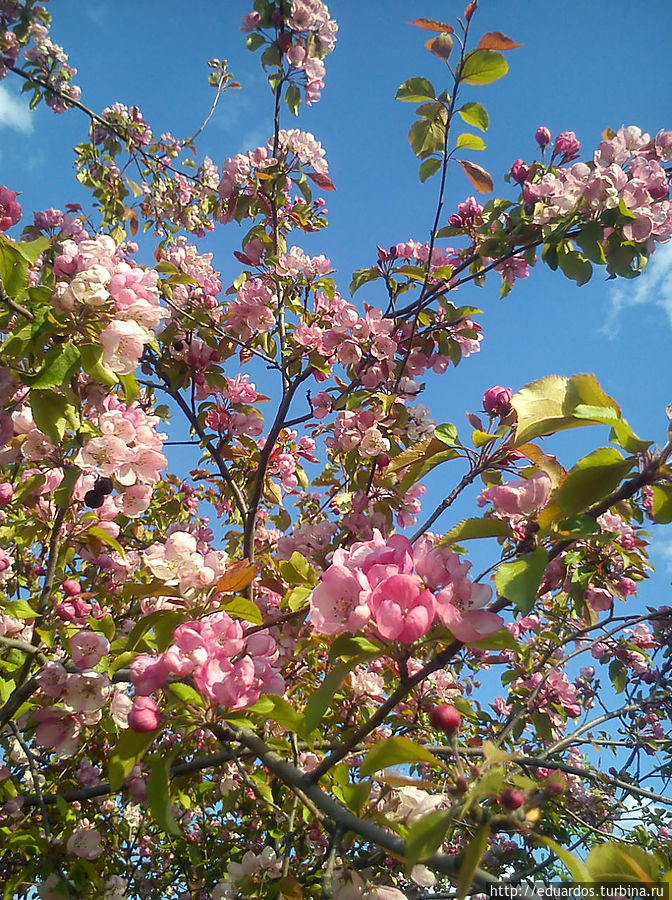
[478,471,552,516]
[439,605,504,643]
[369,574,435,644]
[70,630,110,668]
[309,564,370,635]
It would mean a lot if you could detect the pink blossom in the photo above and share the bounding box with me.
[478,471,552,516]
[70,630,110,668]
[0,482,13,505]
[309,564,370,635]
[554,131,581,162]
[585,585,613,612]
[0,185,21,231]
[128,696,161,732]
[66,825,103,860]
[369,574,435,643]
[33,707,81,757]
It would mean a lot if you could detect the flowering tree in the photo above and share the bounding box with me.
[1,1,672,898]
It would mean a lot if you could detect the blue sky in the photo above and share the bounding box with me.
[1,0,672,588]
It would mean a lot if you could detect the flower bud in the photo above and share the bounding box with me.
[510,159,529,184]
[128,696,161,733]
[501,787,525,809]
[482,385,513,417]
[535,126,551,149]
[429,703,461,735]
[0,482,13,505]
[62,579,82,597]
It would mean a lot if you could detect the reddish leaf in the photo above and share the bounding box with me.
[477,31,522,50]
[217,560,257,593]
[464,2,478,22]
[410,17,454,34]
[307,172,336,191]
[233,251,254,266]
[425,33,454,60]
[457,159,493,194]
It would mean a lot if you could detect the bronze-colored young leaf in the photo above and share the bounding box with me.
[409,17,454,33]
[477,31,523,50]
[457,159,493,193]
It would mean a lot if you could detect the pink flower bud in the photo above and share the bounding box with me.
[0,482,13,505]
[482,385,513,417]
[62,579,81,597]
[510,159,529,184]
[128,696,161,733]
[535,126,551,149]
[554,130,581,161]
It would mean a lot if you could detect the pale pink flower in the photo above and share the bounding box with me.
[66,824,103,860]
[70,630,110,668]
[478,471,552,516]
[33,707,81,757]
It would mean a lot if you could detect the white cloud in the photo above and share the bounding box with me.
[0,84,33,134]
[605,240,672,334]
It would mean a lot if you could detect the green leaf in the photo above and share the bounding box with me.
[419,158,442,182]
[539,447,634,527]
[537,837,591,882]
[457,825,491,900]
[575,221,607,264]
[304,661,353,734]
[80,344,118,387]
[460,49,508,86]
[586,842,662,882]
[21,342,81,390]
[457,101,489,132]
[54,465,81,509]
[456,133,486,151]
[511,374,622,446]
[246,33,265,51]
[387,438,459,496]
[4,599,37,619]
[84,525,126,558]
[434,422,458,444]
[651,485,672,524]
[557,243,593,286]
[469,628,519,651]
[29,390,68,444]
[15,236,50,265]
[405,809,452,867]
[409,114,447,159]
[396,77,435,102]
[609,659,627,694]
[119,373,139,405]
[494,548,548,614]
[108,729,157,791]
[285,82,301,116]
[327,633,381,663]
[279,551,316,586]
[263,695,305,736]
[359,736,442,777]
[440,517,513,544]
[223,596,263,625]
[124,610,186,652]
[147,754,180,835]
[0,237,30,301]
[349,266,380,296]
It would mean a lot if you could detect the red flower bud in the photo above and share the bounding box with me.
[510,159,529,184]
[62,579,82,597]
[429,703,461,735]
[0,483,13,506]
[128,696,161,733]
[501,787,525,809]
[535,126,551,149]
[482,385,513,417]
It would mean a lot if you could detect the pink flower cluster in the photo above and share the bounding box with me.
[143,528,228,597]
[0,184,21,231]
[52,232,167,375]
[309,530,503,644]
[130,611,284,711]
[519,124,672,246]
[74,394,167,513]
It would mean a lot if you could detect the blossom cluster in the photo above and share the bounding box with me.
[309,529,503,644]
[515,125,672,246]
[0,2,80,110]
[130,610,284,712]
